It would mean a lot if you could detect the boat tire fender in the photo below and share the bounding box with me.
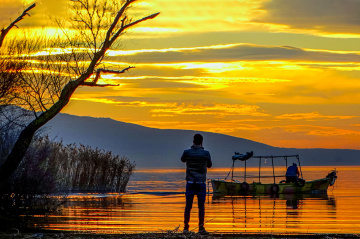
[271,184,279,194]
[327,171,337,186]
[241,182,249,191]
[295,178,305,188]
[329,176,337,186]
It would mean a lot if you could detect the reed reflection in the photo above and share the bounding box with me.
[41,195,132,232]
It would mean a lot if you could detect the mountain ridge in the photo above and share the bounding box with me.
[45,113,360,168]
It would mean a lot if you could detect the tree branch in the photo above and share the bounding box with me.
[109,12,160,45]
[79,66,134,87]
[103,0,135,49]
[80,82,119,87]
[96,66,135,74]
[0,3,36,47]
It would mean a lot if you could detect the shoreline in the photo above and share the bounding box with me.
[1,230,359,239]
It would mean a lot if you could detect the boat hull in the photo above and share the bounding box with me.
[211,175,335,195]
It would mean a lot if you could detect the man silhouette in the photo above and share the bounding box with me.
[181,133,212,235]
[286,163,300,183]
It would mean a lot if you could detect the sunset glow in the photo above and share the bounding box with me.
[2,0,360,149]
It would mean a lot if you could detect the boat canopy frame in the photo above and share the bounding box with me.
[227,154,303,184]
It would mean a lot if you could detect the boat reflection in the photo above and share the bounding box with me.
[210,192,336,233]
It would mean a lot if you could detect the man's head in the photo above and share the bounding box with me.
[193,133,203,146]
[293,163,297,166]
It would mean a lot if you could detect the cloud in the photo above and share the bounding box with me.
[0,0,27,27]
[71,96,176,108]
[130,119,270,136]
[108,43,360,64]
[151,103,269,118]
[282,125,360,137]
[131,120,198,128]
[254,0,360,36]
[133,0,262,33]
[101,75,290,91]
[1,0,70,29]
[275,112,357,121]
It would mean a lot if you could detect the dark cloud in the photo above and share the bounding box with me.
[111,44,360,63]
[254,0,360,34]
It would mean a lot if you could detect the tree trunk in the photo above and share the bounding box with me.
[0,0,159,184]
[0,81,79,182]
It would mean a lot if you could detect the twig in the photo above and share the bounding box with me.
[0,3,36,47]
[80,66,134,87]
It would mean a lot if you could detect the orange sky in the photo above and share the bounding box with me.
[2,0,360,149]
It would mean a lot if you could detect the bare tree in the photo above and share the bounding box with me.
[0,55,24,106]
[0,0,159,182]
[0,4,35,106]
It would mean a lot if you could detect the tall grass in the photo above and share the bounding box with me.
[0,131,135,195]
[9,136,136,194]
[0,126,135,230]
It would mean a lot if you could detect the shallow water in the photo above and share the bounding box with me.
[31,166,360,234]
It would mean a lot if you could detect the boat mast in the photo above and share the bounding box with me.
[271,156,276,184]
[296,155,303,179]
[231,159,235,181]
[244,159,247,182]
[258,156,262,183]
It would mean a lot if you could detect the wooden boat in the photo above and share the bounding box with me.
[211,153,337,195]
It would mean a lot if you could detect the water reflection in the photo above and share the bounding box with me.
[209,193,337,234]
[37,195,133,232]
[26,166,360,234]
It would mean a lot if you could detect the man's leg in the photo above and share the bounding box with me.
[197,183,206,228]
[197,183,209,235]
[184,183,195,231]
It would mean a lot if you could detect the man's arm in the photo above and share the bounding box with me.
[207,152,212,168]
[181,150,187,163]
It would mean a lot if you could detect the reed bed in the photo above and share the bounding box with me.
[1,136,135,194]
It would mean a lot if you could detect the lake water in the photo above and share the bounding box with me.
[30,166,360,234]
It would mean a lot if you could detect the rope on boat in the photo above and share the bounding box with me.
[231,175,286,178]
[224,168,232,180]
[224,160,235,180]
[252,155,298,159]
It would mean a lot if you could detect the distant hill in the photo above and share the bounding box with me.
[45,113,360,168]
